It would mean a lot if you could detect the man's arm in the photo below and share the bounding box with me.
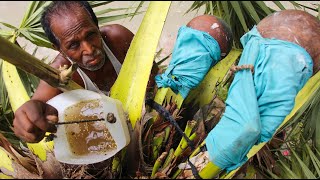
[13,53,71,143]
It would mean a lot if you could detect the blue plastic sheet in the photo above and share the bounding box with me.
[205,26,313,171]
[155,25,221,98]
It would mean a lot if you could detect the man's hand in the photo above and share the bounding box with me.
[13,100,58,143]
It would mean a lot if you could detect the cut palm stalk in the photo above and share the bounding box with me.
[151,151,168,178]
[173,120,197,158]
[198,161,222,178]
[171,168,182,179]
[189,141,206,158]
[162,148,174,169]
[170,133,199,179]
[154,87,184,108]
[163,125,172,145]
[178,133,197,155]
[152,131,165,162]
[184,49,242,107]
[154,49,241,109]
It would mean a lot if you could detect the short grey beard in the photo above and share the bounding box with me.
[62,50,106,72]
[78,55,106,71]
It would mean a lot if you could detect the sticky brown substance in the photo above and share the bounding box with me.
[64,99,117,156]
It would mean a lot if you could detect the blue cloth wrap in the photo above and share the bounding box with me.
[155,25,221,98]
[205,26,313,171]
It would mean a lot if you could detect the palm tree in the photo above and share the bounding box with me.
[183,1,320,179]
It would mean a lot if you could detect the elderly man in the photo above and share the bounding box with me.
[12,1,134,143]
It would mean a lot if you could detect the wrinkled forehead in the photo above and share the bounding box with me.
[50,6,96,40]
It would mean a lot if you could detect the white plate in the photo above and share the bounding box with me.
[47,89,130,165]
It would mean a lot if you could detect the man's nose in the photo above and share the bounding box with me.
[81,41,94,56]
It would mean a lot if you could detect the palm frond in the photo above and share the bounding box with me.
[0,22,18,31]
[129,1,145,21]
[0,29,14,40]
[97,11,144,25]
[88,1,113,8]
[272,1,286,10]
[185,1,319,49]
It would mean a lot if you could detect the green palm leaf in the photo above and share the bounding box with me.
[242,1,261,23]
[0,22,17,30]
[291,147,316,178]
[97,11,144,25]
[128,1,145,21]
[305,144,320,176]
[230,1,249,32]
[279,158,299,178]
[272,1,286,10]
[89,1,113,8]
[95,7,139,16]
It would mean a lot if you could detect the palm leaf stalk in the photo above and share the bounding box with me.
[152,120,198,177]
[173,120,197,158]
[151,151,168,178]
[152,131,166,162]
[108,1,171,176]
[0,36,82,91]
[110,1,171,127]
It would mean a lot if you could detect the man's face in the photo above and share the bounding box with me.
[50,7,105,71]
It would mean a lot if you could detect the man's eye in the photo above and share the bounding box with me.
[87,31,98,39]
[69,42,79,49]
